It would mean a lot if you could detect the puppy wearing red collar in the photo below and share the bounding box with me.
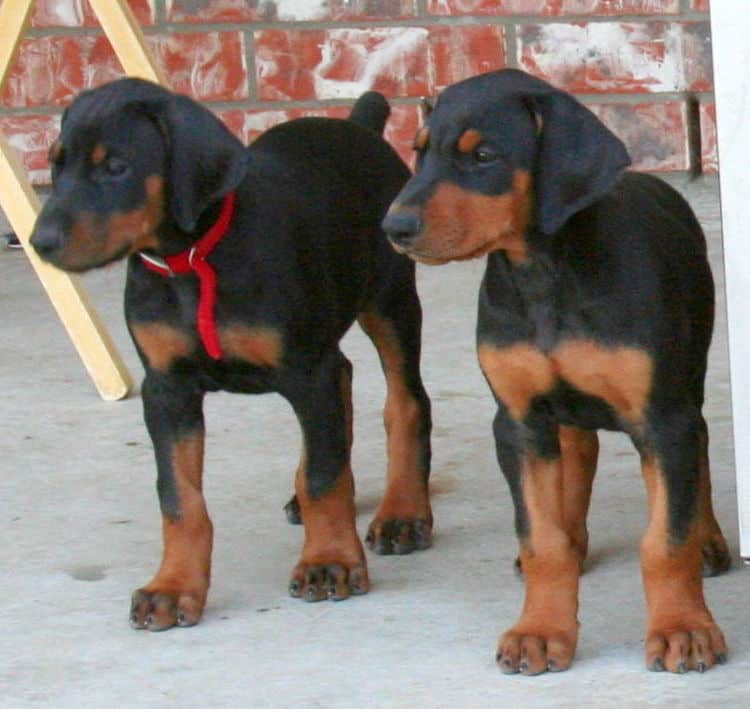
[32,78,433,630]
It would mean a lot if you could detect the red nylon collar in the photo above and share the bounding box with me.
[138,191,236,360]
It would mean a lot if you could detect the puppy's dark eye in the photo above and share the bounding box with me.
[474,146,497,163]
[104,156,129,176]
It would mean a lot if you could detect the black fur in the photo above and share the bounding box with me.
[383,68,730,674]
[31,78,433,625]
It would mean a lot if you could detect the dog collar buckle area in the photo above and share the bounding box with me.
[138,250,174,276]
[138,191,237,360]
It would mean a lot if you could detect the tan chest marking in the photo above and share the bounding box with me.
[553,341,652,424]
[478,340,653,424]
[478,343,555,421]
[219,326,283,368]
[130,322,194,373]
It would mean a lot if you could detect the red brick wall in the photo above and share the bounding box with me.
[0,0,716,184]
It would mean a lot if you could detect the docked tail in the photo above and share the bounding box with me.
[348,91,390,135]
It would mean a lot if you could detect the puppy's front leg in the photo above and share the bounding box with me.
[493,410,580,675]
[641,408,727,673]
[130,372,213,630]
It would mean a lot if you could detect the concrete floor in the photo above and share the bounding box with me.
[1,175,748,707]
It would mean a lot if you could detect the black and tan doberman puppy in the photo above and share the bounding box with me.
[31,78,433,630]
[383,68,731,674]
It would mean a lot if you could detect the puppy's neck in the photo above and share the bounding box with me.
[156,197,228,257]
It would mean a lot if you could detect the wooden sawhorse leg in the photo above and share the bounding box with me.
[0,0,168,400]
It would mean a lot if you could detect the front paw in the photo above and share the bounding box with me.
[130,586,206,631]
[366,516,432,555]
[646,620,728,673]
[288,561,369,602]
[496,625,578,675]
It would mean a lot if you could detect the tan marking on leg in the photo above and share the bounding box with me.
[359,312,431,544]
[130,322,194,373]
[559,425,598,570]
[553,341,653,424]
[478,342,555,421]
[640,457,727,672]
[457,128,483,154]
[219,326,283,368]
[515,426,598,576]
[136,433,213,629]
[498,454,580,674]
[296,467,362,565]
[290,363,368,600]
[292,454,368,599]
[416,170,533,264]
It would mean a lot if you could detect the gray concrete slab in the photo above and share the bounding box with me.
[1,175,748,707]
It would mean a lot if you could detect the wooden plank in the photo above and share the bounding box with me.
[0,0,164,401]
[0,0,35,92]
[88,0,168,86]
[0,130,133,401]
[0,0,139,400]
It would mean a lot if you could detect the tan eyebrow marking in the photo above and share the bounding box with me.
[414,127,430,150]
[457,129,483,154]
[91,144,107,165]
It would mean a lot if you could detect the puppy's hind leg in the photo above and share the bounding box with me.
[358,272,433,555]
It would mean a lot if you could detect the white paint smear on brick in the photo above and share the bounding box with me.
[313,28,429,99]
[275,0,329,20]
[432,0,675,13]
[241,111,290,136]
[189,39,227,99]
[7,126,54,155]
[53,0,84,26]
[165,0,327,21]
[524,23,686,92]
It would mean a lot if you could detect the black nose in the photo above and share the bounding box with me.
[30,222,64,260]
[382,209,423,247]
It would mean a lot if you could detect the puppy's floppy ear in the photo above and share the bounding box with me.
[524,90,630,234]
[149,93,247,232]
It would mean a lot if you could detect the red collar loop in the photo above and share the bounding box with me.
[138,191,236,360]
